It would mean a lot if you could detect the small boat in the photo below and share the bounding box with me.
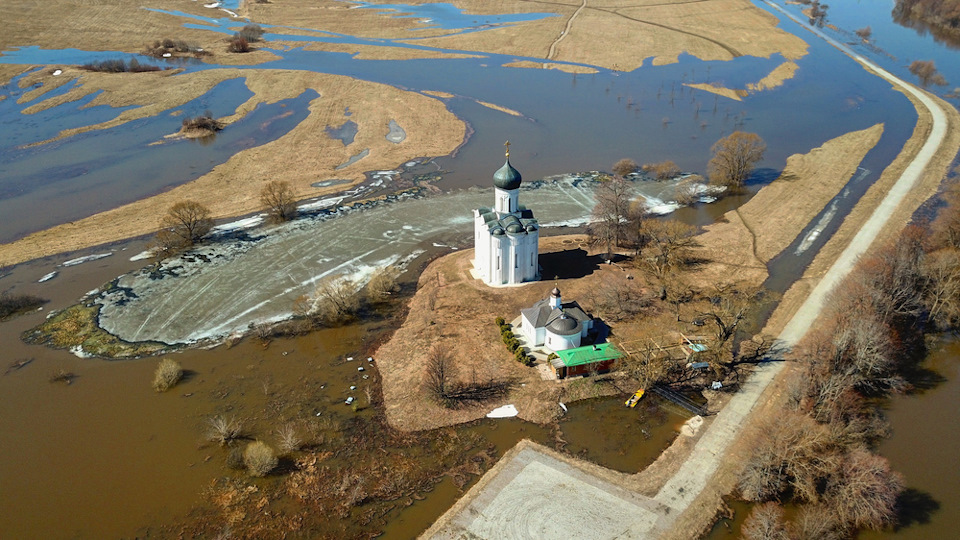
[625,389,645,408]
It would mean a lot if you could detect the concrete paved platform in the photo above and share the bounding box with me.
[426,442,671,540]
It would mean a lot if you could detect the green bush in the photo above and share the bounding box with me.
[495,316,505,327]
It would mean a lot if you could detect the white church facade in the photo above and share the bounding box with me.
[473,143,540,286]
[520,287,594,352]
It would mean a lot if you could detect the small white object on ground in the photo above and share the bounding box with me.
[486,404,518,418]
[350,385,356,390]
[52,69,62,76]
[347,357,354,361]
[559,402,568,412]
[162,53,172,58]
[345,397,355,405]
[358,366,365,371]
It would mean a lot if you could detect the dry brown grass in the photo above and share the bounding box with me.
[693,124,885,288]
[246,0,808,72]
[0,68,465,267]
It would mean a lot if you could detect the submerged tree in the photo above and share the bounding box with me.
[707,131,766,190]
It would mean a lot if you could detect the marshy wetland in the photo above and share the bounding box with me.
[2,0,960,538]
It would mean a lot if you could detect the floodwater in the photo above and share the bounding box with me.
[704,337,960,540]
[0,0,918,241]
[0,0,953,537]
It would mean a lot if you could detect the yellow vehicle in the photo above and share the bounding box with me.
[625,388,645,408]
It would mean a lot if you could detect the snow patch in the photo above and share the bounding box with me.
[52,69,62,76]
[70,345,93,358]
[38,271,58,283]
[129,250,154,262]
[300,196,345,211]
[212,215,265,233]
[486,404,518,418]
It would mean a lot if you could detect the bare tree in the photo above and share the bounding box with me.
[156,200,214,251]
[697,285,761,349]
[641,219,697,283]
[790,504,845,540]
[923,248,960,327]
[588,175,632,259]
[930,182,960,249]
[612,158,638,177]
[707,131,766,190]
[738,412,839,503]
[260,180,297,223]
[741,502,788,540]
[424,344,452,404]
[826,448,904,531]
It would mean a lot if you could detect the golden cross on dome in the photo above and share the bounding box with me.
[504,140,511,158]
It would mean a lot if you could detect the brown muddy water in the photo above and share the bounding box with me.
[0,240,685,539]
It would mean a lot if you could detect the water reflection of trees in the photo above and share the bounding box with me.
[893,0,960,49]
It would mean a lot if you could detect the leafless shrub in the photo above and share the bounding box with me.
[0,292,46,319]
[48,369,76,384]
[825,448,904,530]
[366,265,401,302]
[304,276,361,324]
[236,24,265,42]
[855,26,872,40]
[642,160,682,180]
[207,415,244,446]
[909,59,948,86]
[276,423,303,455]
[80,58,163,73]
[181,111,223,132]
[789,504,846,540]
[612,158,638,176]
[227,36,251,53]
[243,440,278,477]
[741,502,788,540]
[152,358,183,392]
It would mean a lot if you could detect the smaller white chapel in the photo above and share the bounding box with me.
[473,142,540,286]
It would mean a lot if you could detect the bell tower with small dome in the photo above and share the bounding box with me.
[472,142,540,286]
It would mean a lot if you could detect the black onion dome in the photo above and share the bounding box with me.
[546,316,580,336]
[493,158,522,190]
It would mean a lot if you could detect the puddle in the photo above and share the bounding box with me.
[325,119,358,145]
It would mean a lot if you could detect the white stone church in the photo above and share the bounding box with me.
[472,143,540,286]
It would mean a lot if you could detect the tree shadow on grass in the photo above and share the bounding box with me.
[895,488,940,530]
[539,248,605,280]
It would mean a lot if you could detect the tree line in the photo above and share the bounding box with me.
[738,175,960,538]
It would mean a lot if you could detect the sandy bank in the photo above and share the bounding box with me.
[0,69,465,267]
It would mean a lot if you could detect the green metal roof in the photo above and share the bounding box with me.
[556,343,623,367]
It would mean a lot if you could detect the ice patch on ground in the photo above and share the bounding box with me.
[61,253,112,266]
[38,271,58,283]
[300,196,345,211]
[212,215,265,233]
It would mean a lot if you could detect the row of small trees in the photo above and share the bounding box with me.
[738,180,960,536]
[496,317,534,366]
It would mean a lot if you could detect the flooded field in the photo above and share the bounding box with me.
[1,0,956,537]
